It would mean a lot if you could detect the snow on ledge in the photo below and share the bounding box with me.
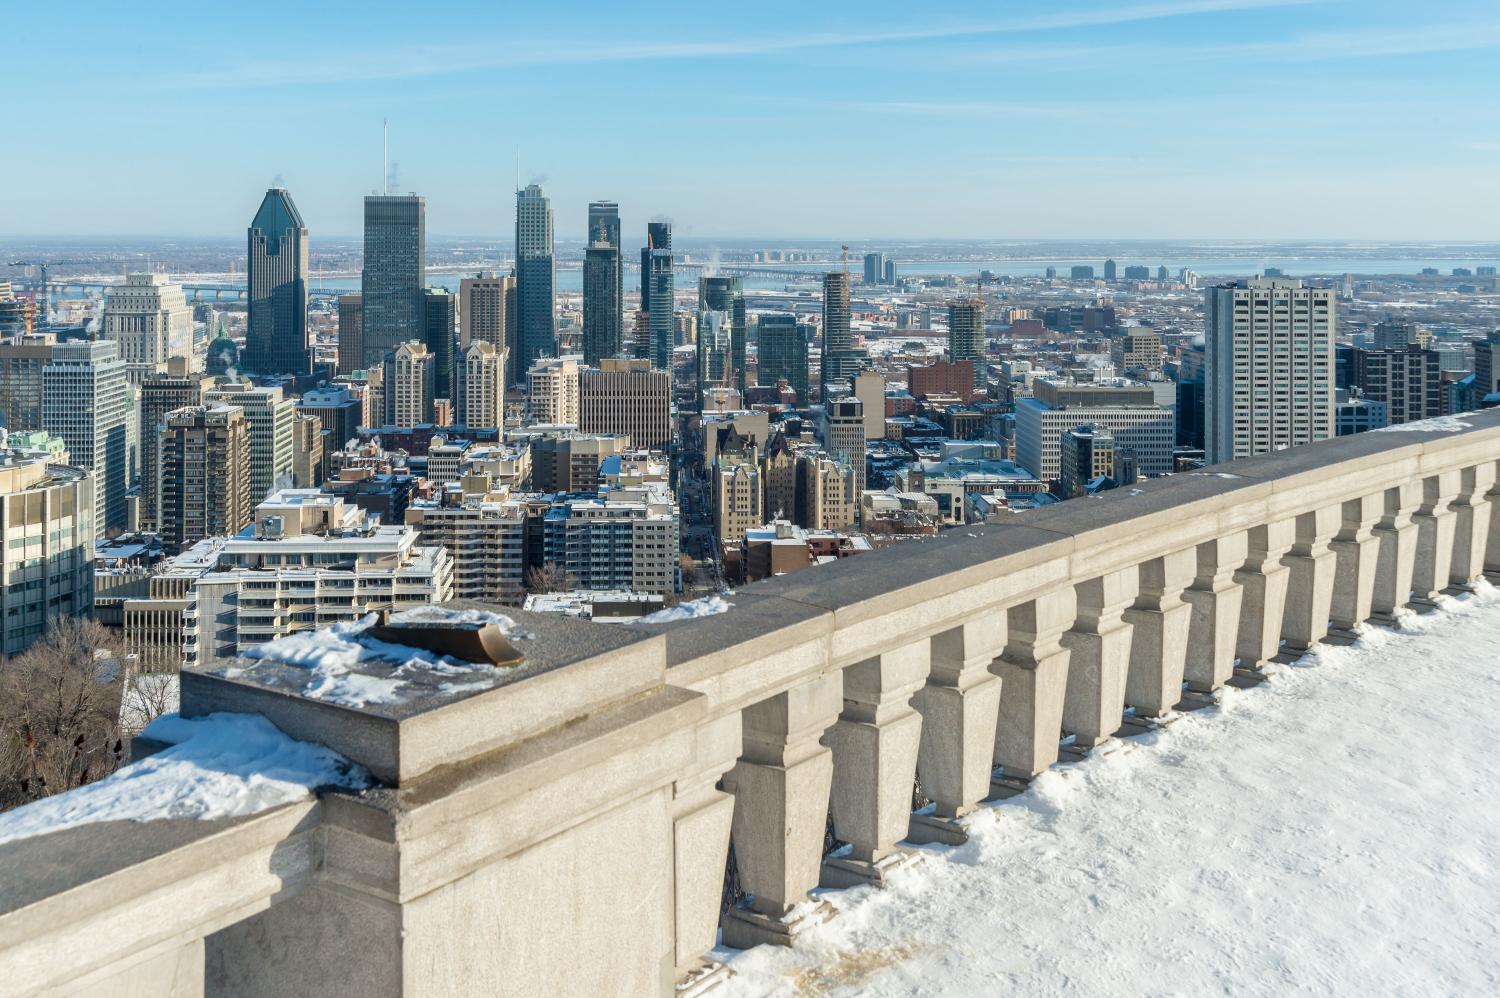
[0,713,370,847]
[631,595,733,625]
[1373,415,1473,433]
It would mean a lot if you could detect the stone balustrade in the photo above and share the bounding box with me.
[5,412,1500,996]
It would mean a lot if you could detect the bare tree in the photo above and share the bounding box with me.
[524,562,576,595]
[0,617,126,813]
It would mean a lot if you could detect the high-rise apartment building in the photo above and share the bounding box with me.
[204,382,295,503]
[514,184,557,373]
[756,314,811,402]
[820,396,867,498]
[542,486,679,593]
[245,187,311,375]
[405,498,527,606]
[527,355,581,427]
[159,404,252,554]
[336,293,363,375]
[821,271,860,397]
[1372,319,1429,350]
[296,386,361,468]
[640,222,674,369]
[1112,327,1165,374]
[1471,331,1500,398]
[579,357,672,449]
[139,358,215,531]
[101,274,192,384]
[422,287,456,404]
[1204,278,1335,464]
[0,335,54,430]
[698,276,746,395]
[1103,259,1118,282]
[852,370,885,441]
[383,341,435,427]
[1352,346,1442,426]
[1015,379,1174,481]
[583,201,623,365]
[43,339,134,530]
[361,194,426,366]
[0,446,94,655]
[948,298,985,391]
[863,252,885,285]
[458,341,505,430]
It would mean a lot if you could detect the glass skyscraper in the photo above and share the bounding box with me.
[697,275,745,396]
[583,201,622,365]
[948,299,985,390]
[361,194,426,367]
[756,313,810,403]
[422,287,457,403]
[245,188,310,376]
[820,270,861,398]
[514,184,557,375]
[640,221,674,371]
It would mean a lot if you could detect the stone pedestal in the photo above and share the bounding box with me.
[1330,494,1382,631]
[1183,532,1248,692]
[1234,520,1294,671]
[1061,569,1138,747]
[1282,506,1340,651]
[993,590,1076,778]
[911,617,1004,843]
[823,641,929,887]
[1450,463,1495,588]
[1124,549,1194,716]
[1372,482,1421,620]
[721,671,842,948]
[1411,471,1460,605]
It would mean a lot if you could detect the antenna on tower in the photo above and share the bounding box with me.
[515,153,520,194]
[383,118,389,196]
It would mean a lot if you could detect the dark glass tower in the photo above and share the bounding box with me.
[245,188,310,375]
[640,221,674,371]
[697,275,746,395]
[820,270,857,398]
[361,194,426,367]
[422,287,456,403]
[948,299,985,390]
[583,201,622,365]
[756,313,810,402]
[514,184,557,373]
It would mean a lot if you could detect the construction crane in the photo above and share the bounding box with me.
[6,260,91,318]
[841,244,849,278]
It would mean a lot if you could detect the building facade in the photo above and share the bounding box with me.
[583,202,623,365]
[159,404,252,554]
[947,299,984,391]
[459,341,506,431]
[139,359,215,531]
[101,274,192,385]
[515,184,557,373]
[578,358,671,450]
[204,382,295,504]
[385,341,435,428]
[640,222,674,370]
[42,339,134,530]
[361,194,426,366]
[0,448,93,655]
[245,187,311,376]
[756,314,811,402]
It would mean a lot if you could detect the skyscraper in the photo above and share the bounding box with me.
[697,276,746,396]
[948,298,985,392]
[640,221,674,370]
[361,194,426,366]
[159,403,252,554]
[100,274,192,385]
[422,287,456,404]
[459,272,514,386]
[1103,259,1118,282]
[756,314,810,403]
[245,187,310,376]
[43,340,134,530]
[514,184,557,373]
[458,341,505,431]
[139,358,215,531]
[336,294,363,375]
[583,202,623,366]
[1205,278,1335,464]
[386,342,435,427]
[862,252,884,285]
[579,358,672,450]
[820,271,859,398]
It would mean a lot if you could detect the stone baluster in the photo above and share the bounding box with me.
[671,713,742,989]
[1449,463,1496,589]
[720,671,842,949]
[823,640,930,888]
[1328,494,1383,635]
[1061,569,1138,747]
[993,589,1077,779]
[910,618,1004,845]
[1410,471,1460,607]
[1371,482,1421,622]
[1485,468,1500,578]
[1123,549,1195,716]
[1234,519,1295,672]
[1281,506,1341,652]
[1182,533,1248,692]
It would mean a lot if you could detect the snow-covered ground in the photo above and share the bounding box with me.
[718,585,1500,997]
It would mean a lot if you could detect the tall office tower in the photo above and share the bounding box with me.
[583,202,623,366]
[138,358,214,531]
[43,339,133,530]
[820,396,867,499]
[292,412,323,488]
[0,447,94,655]
[1015,379,1174,481]
[1059,424,1117,498]
[245,187,311,376]
[459,271,516,385]
[948,298,985,391]
[579,357,672,449]
[1352,346,1442,425]
[1472,331,1500,397]
[0,335,54,429]
[361,194,426,366]
[756,314,810,402]
[159,404,251,554]
[458,341,505,431]
[100,274,192,384]
[526,355,581,426]
[204,382,295,503]
[421,288,456,404]
[1103,259,1118,282]
[698,276,746,394]
[514,184,557,373]
[336,294,363,375]
[384,341,435,427]
[820,271,859,398]
[1204,278,1335,464]
[862,252,884,285]
[640,221,674,369]
[1372,319,1428,350]
[852,370,885,441]
[882,258,896,285]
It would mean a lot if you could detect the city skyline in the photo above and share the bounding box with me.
[7,0,1500,240]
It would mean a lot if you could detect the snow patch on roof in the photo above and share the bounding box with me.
[1373,415,1473,433]
[632,595,732,625]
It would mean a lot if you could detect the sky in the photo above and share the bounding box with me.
[8,0,1500,241]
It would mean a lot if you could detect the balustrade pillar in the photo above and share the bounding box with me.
[1282,506,1341,652]
[1061,569,1138,747]
[1234,519,1294,671]
[1124,549,1195,716]
[1411,471,1460,606]
[1183,533,1248,692]
[822,640,930,887]
[671,713,741,989]
[1449,463,1495,588]
[720,671,842,949]
[1329,494,1383,632]
[910,618,1004,845]
[1371,482,1421,621]
[993,589,1076,778]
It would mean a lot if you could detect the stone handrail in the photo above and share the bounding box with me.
[3,411,1498,996]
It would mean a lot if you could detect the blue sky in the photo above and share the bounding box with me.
[9,0,1500,240]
